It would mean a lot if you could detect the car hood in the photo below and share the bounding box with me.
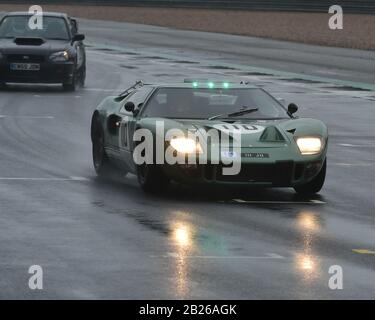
[138,117,328,148]
[0,38,71,55]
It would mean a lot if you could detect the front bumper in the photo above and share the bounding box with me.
[0,61,75,84]
[161,139,328,187]
[163,159,325,187]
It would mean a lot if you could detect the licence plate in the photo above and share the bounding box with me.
[10,63,40,71]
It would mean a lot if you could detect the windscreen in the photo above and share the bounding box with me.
[0,15,70,40]
[143,87,289,120]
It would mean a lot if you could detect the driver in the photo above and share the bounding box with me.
[166,90,194,117]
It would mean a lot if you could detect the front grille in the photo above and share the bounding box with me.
[7,54,45,63]
[215,161,294,186]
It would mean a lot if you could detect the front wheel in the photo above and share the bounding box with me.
[137,164,169,193]
[78,65,86,88]
[63,73,77,91]
[294,160,326,195]
[92,124,114,178]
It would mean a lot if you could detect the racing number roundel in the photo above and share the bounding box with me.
[212,124,264,135]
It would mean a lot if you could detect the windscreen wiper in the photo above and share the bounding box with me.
[208,107,259,120]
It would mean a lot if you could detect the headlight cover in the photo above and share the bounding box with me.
[49,51,70,62]
[170,137,202,154]
[296,137,323,155]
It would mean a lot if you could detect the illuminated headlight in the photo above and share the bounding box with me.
[296,137,323,155]
[170,138,202,154]
[49,51,70,62]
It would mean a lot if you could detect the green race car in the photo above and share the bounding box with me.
[91,80,328,194]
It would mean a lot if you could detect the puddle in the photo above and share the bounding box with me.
[322,86,371,92]
[119,64,138,69]
[171,60,199,64]
[104,208,170,235]
[93,48,116,52]
[152,73,186,77]
[206,65,237,70]
[123,51,140,56]
[235,71,271,76]
[281,78,323,84]
[141,56,169,60]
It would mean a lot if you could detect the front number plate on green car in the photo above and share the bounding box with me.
[10,63,40,71]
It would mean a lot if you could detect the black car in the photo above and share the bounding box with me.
[0,12,86,91]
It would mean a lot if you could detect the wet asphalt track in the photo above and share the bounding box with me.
[0,19,375,299]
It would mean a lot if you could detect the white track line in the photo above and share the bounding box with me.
[0,115,54,119]
[333,162,373,167]
[339,143,374,148]
[0,176,89,181]
[82,88,118,92]
[151,252,284,259]
[33,95,81,98]
[230,199,325,204]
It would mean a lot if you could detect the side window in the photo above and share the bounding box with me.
[70,18,78,35]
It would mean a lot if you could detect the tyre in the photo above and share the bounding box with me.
[294,160,326,195]
[79,65,86,88]
[92,121,114,178]
[136,163,169,193]
[63,72,77,91]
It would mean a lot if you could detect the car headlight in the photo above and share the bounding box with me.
[296,137,323,155]
[170,137,202,154]
[49,51,70,62]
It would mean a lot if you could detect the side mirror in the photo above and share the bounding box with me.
[288,103,298,115]
[107,114,122,135]
[124,101,135,113]
[72,34,85,42]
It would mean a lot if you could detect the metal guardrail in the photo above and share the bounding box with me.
[1,0,374,13]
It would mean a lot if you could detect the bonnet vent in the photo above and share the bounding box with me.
[259,126,285,142]
[14,37,44,46]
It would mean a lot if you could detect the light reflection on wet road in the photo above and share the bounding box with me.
[295,211,321,283]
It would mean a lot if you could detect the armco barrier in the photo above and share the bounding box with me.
[0,0,374,13]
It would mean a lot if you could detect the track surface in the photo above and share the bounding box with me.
[0,20,375,299]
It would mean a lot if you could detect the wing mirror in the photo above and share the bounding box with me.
[72,34,85,42]
[107,114,122,135]
[124,101,135,113]
[288,103,298,115]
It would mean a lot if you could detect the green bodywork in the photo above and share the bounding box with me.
[91,83,328,187]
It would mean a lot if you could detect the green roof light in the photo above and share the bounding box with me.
[192,82,199,88]
[223,82,229,88]
[208,82,214,88]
